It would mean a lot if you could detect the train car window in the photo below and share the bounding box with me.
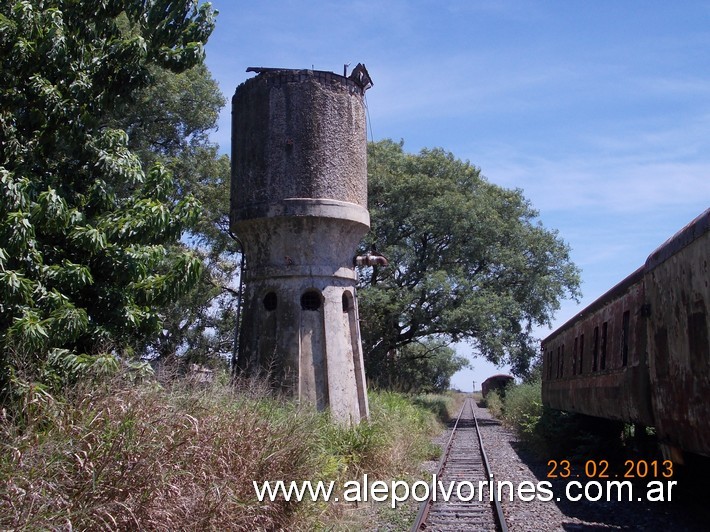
[622,311,630,367]
[601,321,608,370]
[572,337,578,375]
[560,344,565,377]
[593,326,599,371]
[547,348,552,380]
[556,346,561,378]
[579,334,585,374]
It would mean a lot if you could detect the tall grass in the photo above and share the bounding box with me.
[0,375,445,530]
[2,379,321,530]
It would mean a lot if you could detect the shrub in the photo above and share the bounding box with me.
[483,389,504,418]
[500,379,543,440]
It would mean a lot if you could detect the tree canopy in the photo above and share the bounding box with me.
[107,62,236,368]
[373,340,469,393]
[358,140,581,385]
[0,0,217,402]
[0,2,582,401]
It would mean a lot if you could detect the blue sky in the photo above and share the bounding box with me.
[203,1,710,391]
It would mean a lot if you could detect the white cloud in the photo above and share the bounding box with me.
[479,149,710,215]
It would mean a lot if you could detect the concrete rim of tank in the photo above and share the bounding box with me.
[231,198,370,228]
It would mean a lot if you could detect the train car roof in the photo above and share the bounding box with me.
[482,374,514,382]
[542,207,709,346]
[541,265,644,344]
[645,207,710,272]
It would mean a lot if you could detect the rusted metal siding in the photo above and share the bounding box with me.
[542,207,710,460]
[542,267,654,426]
[645,209,710,457]
[481,374,514,397]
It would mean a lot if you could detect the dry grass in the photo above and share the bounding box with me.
[0,376,446,530]
[1,379,327,530]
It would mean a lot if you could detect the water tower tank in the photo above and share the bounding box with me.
[230,65,373,424]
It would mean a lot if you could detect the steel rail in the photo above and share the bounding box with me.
[411,397,467,528]
[411,397,508,531]
[474,402,508,532]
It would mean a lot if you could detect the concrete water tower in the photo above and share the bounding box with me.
[230,65,373,424]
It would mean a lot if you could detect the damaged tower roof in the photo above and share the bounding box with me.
[245,63,373,92]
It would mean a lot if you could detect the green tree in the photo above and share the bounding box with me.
[373,340,469,393]
[0,0,216,402]
[106,62,238,367]
[358,140,580,385]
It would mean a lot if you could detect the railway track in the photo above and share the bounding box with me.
[412,398,508,531]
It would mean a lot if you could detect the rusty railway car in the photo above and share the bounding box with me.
[481,374,514,397]
[542,208,710,461]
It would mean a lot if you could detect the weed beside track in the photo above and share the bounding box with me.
[1,374,455,530]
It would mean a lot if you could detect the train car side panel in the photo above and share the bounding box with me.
[542,270,654,426]
[645,210,710,458]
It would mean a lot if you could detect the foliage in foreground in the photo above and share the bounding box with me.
[0,0,215,406]
[0,377,446,530]
[111,62,237,367]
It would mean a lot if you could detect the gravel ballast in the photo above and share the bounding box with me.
[473,402,708,531]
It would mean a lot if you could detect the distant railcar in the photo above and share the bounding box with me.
[542,208,710,462]
[482,374,514,397]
